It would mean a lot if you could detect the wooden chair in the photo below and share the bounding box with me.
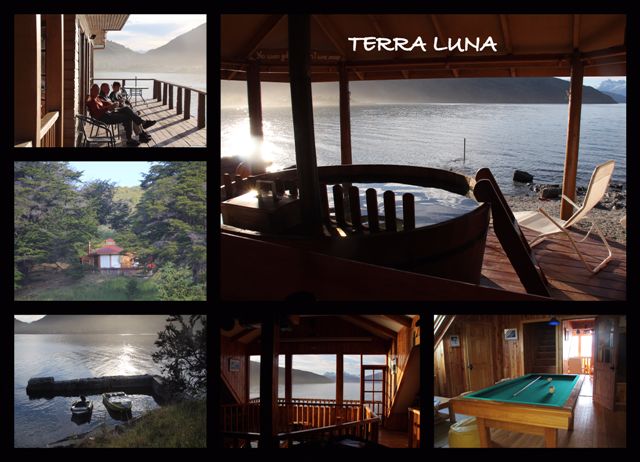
[75,114,116,147]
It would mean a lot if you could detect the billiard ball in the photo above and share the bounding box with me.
[549,386,556,394]
[547,377,552,382]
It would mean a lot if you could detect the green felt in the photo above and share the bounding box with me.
[464,374,579,407]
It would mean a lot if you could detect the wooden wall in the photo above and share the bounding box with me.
[221,335,247,404]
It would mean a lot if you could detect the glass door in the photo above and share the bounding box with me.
[361,365,386,422]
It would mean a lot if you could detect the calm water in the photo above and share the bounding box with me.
[14,334,161,448]
[221,104,626,195]
[250,382,362,400]
[94,71,206,118]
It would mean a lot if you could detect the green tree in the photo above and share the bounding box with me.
[81,179,131,230]
[152,315,207,397]
[154,263,206,301]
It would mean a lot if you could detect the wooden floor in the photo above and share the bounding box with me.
[480,224,626,300]
[435,376,626,448]
[378,428,409,448]
[114,99,206,147]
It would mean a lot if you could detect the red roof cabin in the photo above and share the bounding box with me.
[80,239,136,272]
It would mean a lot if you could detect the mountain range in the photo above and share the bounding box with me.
[222,77,617,107]
[249,361,332,387]
[598,79,626,103]
[94,23,206,72]
[14,315,169,334]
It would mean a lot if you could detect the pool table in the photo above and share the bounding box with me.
[451,374,584,448]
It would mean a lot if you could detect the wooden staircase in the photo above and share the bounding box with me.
[385,344,420,431]
[532,325,556,374]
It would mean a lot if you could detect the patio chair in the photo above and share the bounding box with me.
[75,114,116,147]
[513,160,615,273]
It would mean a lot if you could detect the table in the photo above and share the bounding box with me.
[123,86,148,105]
[434,396,456,424]
[451,374,584,448]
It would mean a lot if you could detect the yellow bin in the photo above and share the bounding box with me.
[448,417,481,448]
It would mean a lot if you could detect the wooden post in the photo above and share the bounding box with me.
[383,190,397,232]
[285,354,292,403]
[45,14,64,147]
[176,87,183,115]
[184,89,191,120]
[153,79,157,100]
[169,84,174,110]
[247,61,263,138]
[560,53,584,220]
[339,62,352,165]
[14,14,41,147]
[259,314,279,449]
[197,93,206,129]
[366,188,380,232]
[403,193,415,231]
[289,14,323,235]
[349,186,362,232]
[333,184,346,228]
[336,353,344,423]
[162,82,168,105]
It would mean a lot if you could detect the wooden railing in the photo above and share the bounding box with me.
[91,77,206,129]
[221,402,381,448]
[408,408,420,448]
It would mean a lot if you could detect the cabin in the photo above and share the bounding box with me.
[220,315,421,448]
[80,239,138,274]
[220,14,626,301]
[14,14,206,147]
[434,315,626,448]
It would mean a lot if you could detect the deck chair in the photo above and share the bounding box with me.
[513,160,615,274]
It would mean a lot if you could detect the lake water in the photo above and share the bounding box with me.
[221,104,626,195]
[14,334,161,448]
[250,382,362,400]
[93,71,206,118]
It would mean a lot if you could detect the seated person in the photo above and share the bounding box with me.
[87,84,155,147]
[107,82,151,143]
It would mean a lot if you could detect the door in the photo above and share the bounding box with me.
[99,255,110,268]
[593,316,618,410]
[463,322,494,391]
[361,365,386,422]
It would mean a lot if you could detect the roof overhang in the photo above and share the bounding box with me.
[78,14,130,48]
[221,14,626,82]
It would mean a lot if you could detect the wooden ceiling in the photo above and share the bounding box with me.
[221,14,626,82]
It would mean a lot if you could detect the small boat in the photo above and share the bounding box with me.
[102,392,133,412]
[71,398,93,415]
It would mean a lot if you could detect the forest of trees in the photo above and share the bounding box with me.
[14,162,206,301]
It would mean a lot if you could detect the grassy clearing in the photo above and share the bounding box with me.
[14,273,159,301]
[79,400,206,448]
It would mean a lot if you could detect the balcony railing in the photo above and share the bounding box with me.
[221,398,381,448]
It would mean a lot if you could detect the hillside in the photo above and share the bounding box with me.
[249,361,332,387]
[222,77,616,107]
[95,23,206,72]
[114,186,143,210]
[14,314,168,334]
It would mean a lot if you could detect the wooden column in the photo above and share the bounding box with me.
[184,89,191,120]
[14,14,41,146]
[336,353,344,422]
[176,87,183,115]
[560,53,584,220]
[285,353,292,402]
[45,14,64,147]
[339,63,352,165]
[247,61,263,139]
[259,314,279,449]
[169,84,174,109]
[289,14,323,235]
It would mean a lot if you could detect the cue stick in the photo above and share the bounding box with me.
[512,375,542,397]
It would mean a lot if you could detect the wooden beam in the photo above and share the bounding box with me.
[342,315,396,339]
[499,14,513,54]
[259,314,279,448]
[285,353,292,402]
[573,15,581,50]
[45,14,64,147]
[14,14,41,146]
[339,62,352,165]
[336,353,344,418]
[383,315,412,328]
[560,53,584,220]
[229,327,257,343]
[247,61,263,139]
[289,14,323,235]
[312,15,348,57]
[241,14,284,59]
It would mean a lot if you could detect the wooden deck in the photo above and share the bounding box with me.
[114,99,206,147]
[481,225,626,301]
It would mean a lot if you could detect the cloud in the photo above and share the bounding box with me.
[107,14,206,52]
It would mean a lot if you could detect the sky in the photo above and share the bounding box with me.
[558,76,626,88]
[253,354,386,376]
[68,162,151,187]
[107,14,207,52]
[15,315,46,323]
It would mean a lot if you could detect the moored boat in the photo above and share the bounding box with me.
[102,392,132,412]
[71,397,93,415]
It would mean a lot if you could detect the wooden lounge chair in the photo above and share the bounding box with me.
[513,160,615,274]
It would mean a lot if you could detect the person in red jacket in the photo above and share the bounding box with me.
[86,84,155,147]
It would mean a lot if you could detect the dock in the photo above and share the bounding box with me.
[26,374,170,402]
